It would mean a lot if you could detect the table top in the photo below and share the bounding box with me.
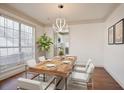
[28,56,77,77]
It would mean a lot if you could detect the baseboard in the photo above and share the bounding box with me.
[104,66,124,89]
[0,64,25,80]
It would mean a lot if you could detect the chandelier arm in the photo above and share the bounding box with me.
[60,18,62,30]
[61,19,66,30]
[56,18,61,30]
[53,24,57,32]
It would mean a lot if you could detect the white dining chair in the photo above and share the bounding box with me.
[25,59,40,79]
[17,77,56,90]
[39,56,46,62]
[25,58,53,82]
[38,56,51,81]
[74,58,92,73]
[71,63,95,89]
[26,59,37,67]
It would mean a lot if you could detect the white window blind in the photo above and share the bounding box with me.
[0,16,35,73]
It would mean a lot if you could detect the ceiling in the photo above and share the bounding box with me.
[8,3,120,26]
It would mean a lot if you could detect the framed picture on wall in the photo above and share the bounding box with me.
[115,19,124,44]
[108,26,114,44]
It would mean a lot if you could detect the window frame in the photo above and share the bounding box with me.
[0,14,35,73]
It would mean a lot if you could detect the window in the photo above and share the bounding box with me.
[0,16,35,73]
[21,24,34,60]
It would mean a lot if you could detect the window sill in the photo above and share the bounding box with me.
[0,64,25,74]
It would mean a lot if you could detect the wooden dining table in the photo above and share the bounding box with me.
[27,56,77,90]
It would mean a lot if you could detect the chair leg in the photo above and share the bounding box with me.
[25,65,28,78]
[87,78,94,90]
[25,71,27,78]
[86,82,88,90]
[17,87,20,90]
[91,78,94,90]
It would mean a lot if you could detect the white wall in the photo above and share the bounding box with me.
[45,23,105,67]
[104,4,124,88]
[69,23,105,66]
[44,27,54,58]
[35,25,44,60]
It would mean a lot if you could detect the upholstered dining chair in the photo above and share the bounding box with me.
[71,63,95,89]
[17,77,56,90]
[25,59,40,79]
[26,59,37,67]
[74,58,92,73]
[38,56,51,81]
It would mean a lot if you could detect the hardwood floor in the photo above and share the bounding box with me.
[92,67,122,90]
[0,67,123,90]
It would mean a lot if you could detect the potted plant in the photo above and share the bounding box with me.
[58,47,64,56]
[58,47,65,60]
[37,33,53,58]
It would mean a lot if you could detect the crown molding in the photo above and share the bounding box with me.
[0,3,120,28]
[102,3,120,22]
[69,18,105,25]
[0,4,45,27]
[45,18,105,27]
[45,3,120,27]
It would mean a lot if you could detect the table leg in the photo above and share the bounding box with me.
[25,65,27,78]
[55,76,62,89]
[43,73,45,82]
[55,77,57,89]
[64,77,68,90]
[25,71,27,78]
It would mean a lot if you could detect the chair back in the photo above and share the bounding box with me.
[85,63,95,84]
[39,56,46,62]
[17,78,42,90]
[86,63,95,74]
[26,59,37,67]
[85,58,92,70]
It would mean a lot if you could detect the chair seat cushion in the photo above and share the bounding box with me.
[74,66,86,72]
[71,72,90,83]
[40,77,56,90]
[46,84,55,90]
[41,81,55,90]
[17,78,42,90]
[17,77,55,90]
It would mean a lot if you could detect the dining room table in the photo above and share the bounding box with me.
[27,55,77,90]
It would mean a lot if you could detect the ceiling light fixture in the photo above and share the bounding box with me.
[52,4,69,34]
[58,4,64,9]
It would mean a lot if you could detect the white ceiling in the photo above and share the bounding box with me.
[8,3,120,25]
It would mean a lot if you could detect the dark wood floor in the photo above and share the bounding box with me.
[93,67,122,90]
[0,67,123,90]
